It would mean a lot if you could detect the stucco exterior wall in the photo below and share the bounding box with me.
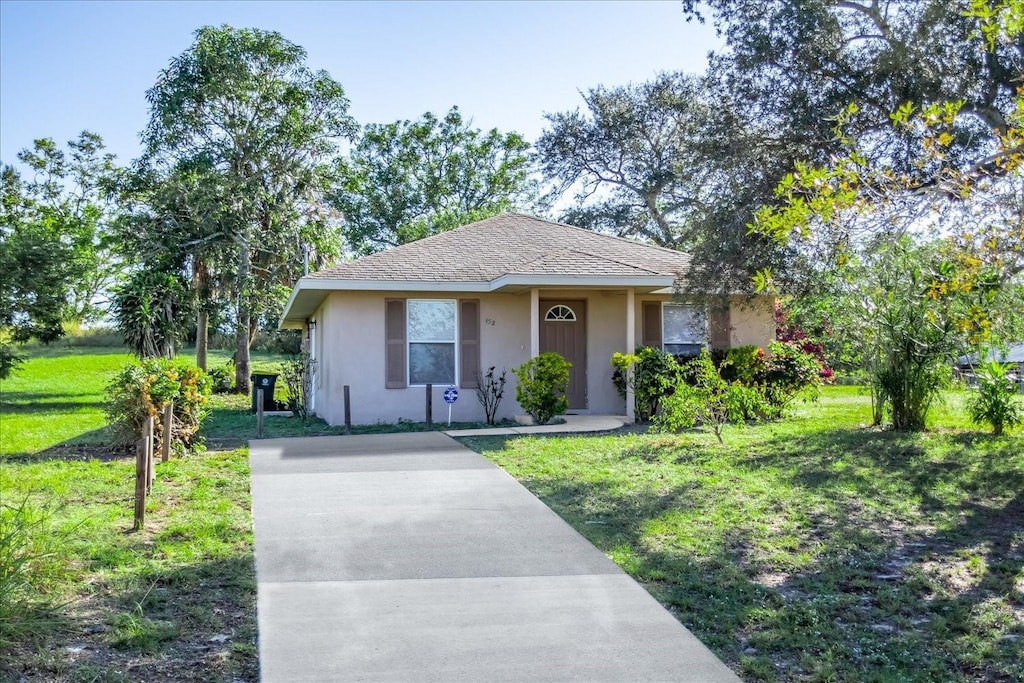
[728,295,776,349]
[307,289,776,426]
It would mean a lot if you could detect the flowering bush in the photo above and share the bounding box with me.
[105,358,212,453]
[775,302,834,383]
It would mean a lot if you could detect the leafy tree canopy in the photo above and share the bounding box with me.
[139,24,356,390]
[682,0,1023,186]
[0,132,120,378]
[333,107,535,255]
[536,72,798,292]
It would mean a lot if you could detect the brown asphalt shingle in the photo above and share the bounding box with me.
[307,213,691,283]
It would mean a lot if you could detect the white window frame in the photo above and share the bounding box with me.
[662,302,708,355]
[545,304,577,322]
[406,298,458,387]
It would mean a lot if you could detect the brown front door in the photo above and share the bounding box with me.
[539,300,587,410]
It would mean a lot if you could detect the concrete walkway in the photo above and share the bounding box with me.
[444,413,633,437]
[250,432,738,682]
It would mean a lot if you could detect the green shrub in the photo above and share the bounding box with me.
[719,345,768,385]
[282,353,318,421]
[207,364,234,394]
[762,341,822,416]
[105,358,212,453]
[513,352,571,425]
[656,349,768,443]
[967,360,1023,435]
[611,347,682,421]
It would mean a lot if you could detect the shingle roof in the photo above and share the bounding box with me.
[307,213,691,282]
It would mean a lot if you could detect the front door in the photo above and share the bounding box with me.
[539,300,587,410]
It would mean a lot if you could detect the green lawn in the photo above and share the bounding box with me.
[4,347,1021,681]
[1,448,258,681]
[0,345,290,457]
[0,347,133,456]
[459,387,1024,682]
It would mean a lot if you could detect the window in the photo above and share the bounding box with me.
[663,304,707,356]
[545,305,577,321]
[408,299,456,385]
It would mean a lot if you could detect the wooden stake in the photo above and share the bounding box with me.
[134,437,146,531]
[257,388,265,439]
[343,385,351,433]
[425,383,432,429]
[161,402,173,462]
[144,415,155,493]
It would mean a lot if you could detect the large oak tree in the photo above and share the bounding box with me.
[536,72,799,293]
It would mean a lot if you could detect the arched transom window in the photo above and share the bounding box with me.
[545,305,577,322]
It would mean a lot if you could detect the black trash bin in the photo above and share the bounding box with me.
[251,373,279,413]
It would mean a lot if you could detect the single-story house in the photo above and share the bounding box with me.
[280,213,776,424]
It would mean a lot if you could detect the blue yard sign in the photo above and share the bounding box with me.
[443,386,458,425]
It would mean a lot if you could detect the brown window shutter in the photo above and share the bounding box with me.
[459,299,480,389]
[385,299,406,389]
[642,302,662,349]
[709,304,731,350]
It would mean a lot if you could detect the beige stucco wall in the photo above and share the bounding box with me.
[728,295,776,349]
[308,289,776,426]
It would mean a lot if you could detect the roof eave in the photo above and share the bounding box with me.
[489,274,677,292]
[279,274,682,327]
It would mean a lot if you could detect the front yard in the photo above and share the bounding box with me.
[462,388,1024,682]
[2,345,1021,681]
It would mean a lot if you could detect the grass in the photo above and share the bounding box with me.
[0,448,257,681]
[0,347,133,457]
[459,386,1024,682]
[5,345,1021,681]
[1,345,292,458]
[1,345,262,680]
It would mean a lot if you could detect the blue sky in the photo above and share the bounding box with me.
[0,1,720,166]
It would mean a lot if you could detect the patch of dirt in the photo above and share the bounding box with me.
[2,589,258,682]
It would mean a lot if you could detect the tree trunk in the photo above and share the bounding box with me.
[193,258,211,372]
[234,240,252,394]
[235,305,251,394]
[196,310,209,371]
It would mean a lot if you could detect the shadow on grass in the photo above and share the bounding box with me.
[0,400,106,414]
[466,427,1024,682]
[1,426,118,462]
[1,390,100,402]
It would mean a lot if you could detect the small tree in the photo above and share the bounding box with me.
[476,366,507,425]
[111,270,192,359]
[513,353,571,425]
[967,359,1023,436]
[655,350,767,444]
